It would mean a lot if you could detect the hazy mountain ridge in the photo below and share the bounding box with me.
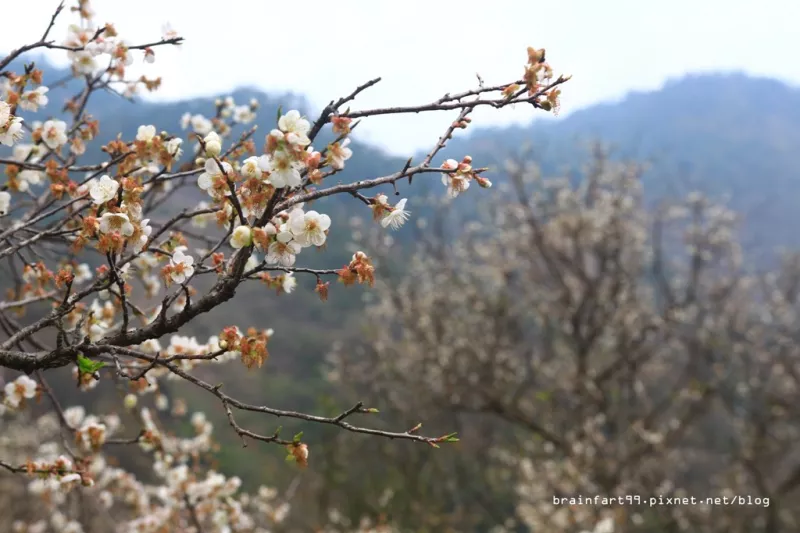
[438,72,800,255]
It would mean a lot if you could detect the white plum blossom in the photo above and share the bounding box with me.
[13,143,42,163]
[266,233,301,267]
[267,150,302,189]
[3,375,38,409]
[278,110,311,147]
[136,124,157,143]
[167,137,183,159]
[71,50,98,75]
[181,113,213,135]
[0,101,24,146]
[230,225,253,249]
[169,249,195,284]
[327,138,353,170]
[381,198,410,230]
[244,254,260,272]
[0,191,10,216]
[198,158,233,197]
[74,263,92,284]
[76,418,107,451]
[19,169,42,188]
[0,99,9,125]
[204,131,222,157]
[18,86,49,112]
[63,406,86,429]
[289,209,331,247]
[133,219,152,252]
[241,156,262,179]
[41,120,68,150]
[191,201,214,228]
[122,201,143,222]
[99,212,135,236]
[440,159,470,198]
[233,105,256,124]
[162,22,180,43]
[282,273,297,293]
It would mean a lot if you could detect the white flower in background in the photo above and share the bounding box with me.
[124,394,138,409]
[41,120,68,150]
[99,212,135,236]
[89,175,119,205]
[169,249,195,284]
[76,419,107,451]
[381,198,410,230]
[289,209,331,247]
[63,406,85,428]
[233,105,256,124]
[204,131,222,157]
[282,273,297,294]
[143,48,155,64]
[326,138,353,170]
[13,143,42,163]
[278,110,311,147]
[0,191,10,216]
[72,50,98,75]
[241,156,262,180]
[134,219,153,252]
[155,394,169,411]
[230,225,253,249]
[88,324,105,341]
[167,137,183,159]
[18,86,49,112]
[59,473,83,490]
[182,113,213,136]
[267,150,302,189]
[191,201,214,228]
[0,100,9,125]
[3,375,38,409]
[580,517,615,533]
[162,22,180,43]
[74,263,92,284]
[136,124,157,143]
[19,169,43,188]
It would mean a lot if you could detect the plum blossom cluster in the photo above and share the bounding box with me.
[0,0,571,530]
[0,392,294,532]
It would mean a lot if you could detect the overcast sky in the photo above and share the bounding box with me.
[2,0,798,156]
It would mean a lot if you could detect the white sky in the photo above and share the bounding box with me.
[2,0,799,156]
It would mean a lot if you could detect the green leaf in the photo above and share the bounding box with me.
[292,431,303,444]
[285,454,296,463]
[77,354,106,375]
[442,432,460,443]
[276,105,283,124]
[366,407,380,413]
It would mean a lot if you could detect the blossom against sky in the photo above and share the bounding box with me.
[2,0,798,156]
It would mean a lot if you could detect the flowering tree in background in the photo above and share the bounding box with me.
[0,0,572,531]
[327,149,800,532]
